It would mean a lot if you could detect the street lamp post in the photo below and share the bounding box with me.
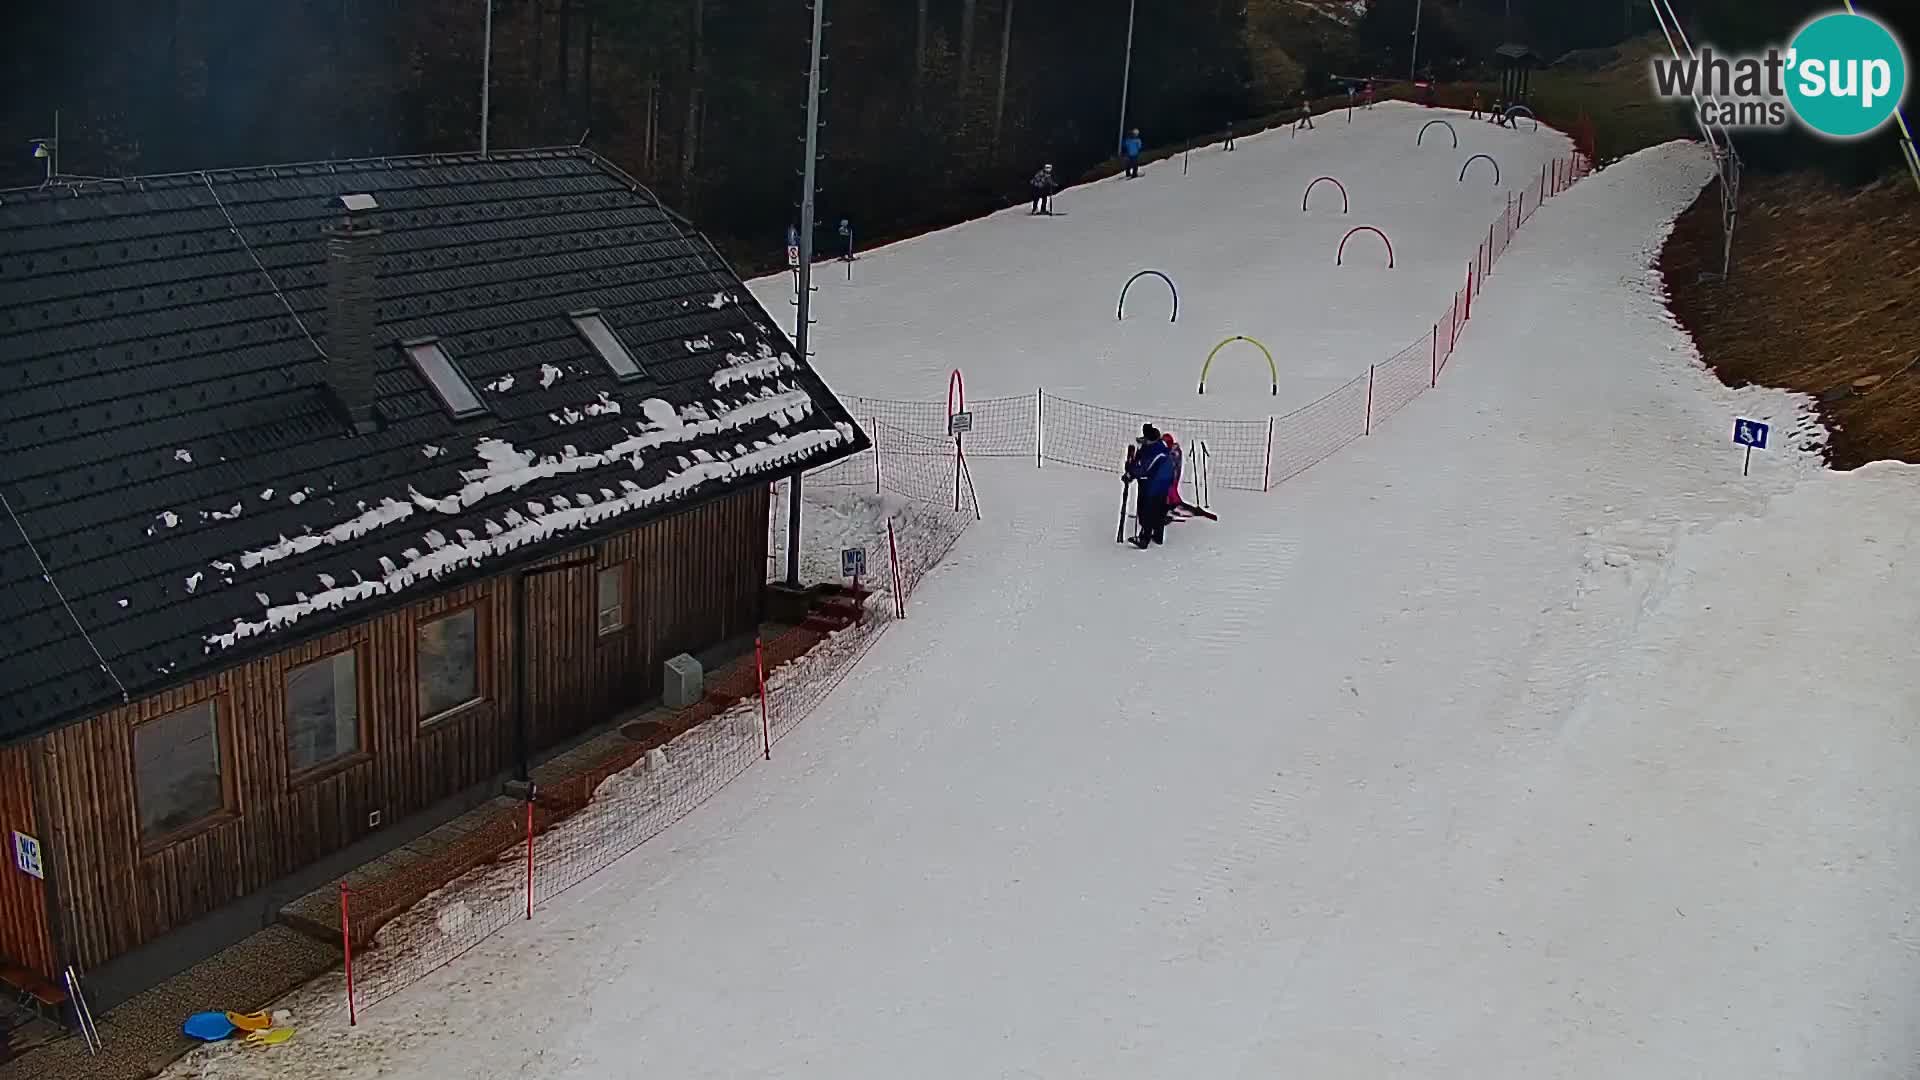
[1410,0,1423,82]
[787,0,827,587]
[1116,0,1136,157]
[480,0,494,154]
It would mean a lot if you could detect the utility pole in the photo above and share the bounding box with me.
[480,0,494,154]
[1410,0,1422,82]
[1116,0,1136,157]
[787,0,827,587]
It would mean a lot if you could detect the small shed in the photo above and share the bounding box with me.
[1495,43,1546,103]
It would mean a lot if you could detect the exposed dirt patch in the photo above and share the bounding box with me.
[1660,171,1920,469]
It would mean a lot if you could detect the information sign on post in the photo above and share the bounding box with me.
[1733,418,1769,476]
[948,411,973,437]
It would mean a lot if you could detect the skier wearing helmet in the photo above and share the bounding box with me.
[1124,424,1173,548]
[1161,431,1219,522]
[1030,163,1058,215]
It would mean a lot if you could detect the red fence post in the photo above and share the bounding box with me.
[1364,365,1376,436]
[1488,223,1495,268]
[888,520,905,618]
[1430,324,1439,388]
[756,637,771,759]
[1465,264,1473,321]
[524,796,535,920]
[340,883,356,1026]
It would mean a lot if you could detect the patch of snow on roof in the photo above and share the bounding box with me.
[260,488,274,500]
[709,291,732,309]
[209,503,243,521]
[683,335,714,352]
[174,449,193,464]
[185,572,204,593]
[540,364,563,389]
[204,424,855,651]
[289,491,307,505]
[423,445,445,458]
[212,560,235,574]
[117,598,129,608]
[585,392,622,417]
[641,398,683,432]
[711,351,798,391]
[317,574,336,589]
[489,375,515,393]
[206,389,830,620]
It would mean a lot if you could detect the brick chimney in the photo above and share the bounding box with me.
[325,192,381,435]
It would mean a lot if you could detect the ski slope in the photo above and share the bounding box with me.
[164,107,1920,1079]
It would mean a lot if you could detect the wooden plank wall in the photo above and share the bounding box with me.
[0,745,56,979]
[31,486,770,972]
[532,486,769,750]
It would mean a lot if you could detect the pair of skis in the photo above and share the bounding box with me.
[1114,481,1218,544]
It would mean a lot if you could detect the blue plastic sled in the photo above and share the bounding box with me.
[184,1011,237,1041]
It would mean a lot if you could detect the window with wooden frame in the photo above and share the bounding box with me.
[285,649,362,776]
[417,607,481,723]
[132,700,228,846]
[597,563,629,635]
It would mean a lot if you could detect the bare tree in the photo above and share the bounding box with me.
[914,0,929,119]
[579,0,595,135]
[992,0,1014,157]
[959,0,977,93]
[681,0,705,196]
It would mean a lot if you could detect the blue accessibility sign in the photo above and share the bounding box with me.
[1733,418,1769,449]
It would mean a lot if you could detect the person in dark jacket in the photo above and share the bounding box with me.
[1030,164,1058,214]
[1122,129,1144,178]
[1124,424,1174,548]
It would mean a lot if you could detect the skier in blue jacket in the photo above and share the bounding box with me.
[1125,424,1174,548]
[1122,129,1144,178]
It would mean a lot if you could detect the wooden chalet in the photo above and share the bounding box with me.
[0,149,865,1005]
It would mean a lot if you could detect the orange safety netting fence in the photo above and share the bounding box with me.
[834,148,1593,492]
[337,138,1591,1020]
[340,427,977,1018]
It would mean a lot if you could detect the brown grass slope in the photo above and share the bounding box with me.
[1661,173,1920,469]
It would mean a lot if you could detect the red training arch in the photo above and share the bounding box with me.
[1336,226,1395,269]
[1301,176,1349,213]
[947,368,966,424]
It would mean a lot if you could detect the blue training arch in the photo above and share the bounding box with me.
[1458,154,1501,185]
[1417,119,1459,148]
[1503,105,1540,131]
[1117,269,1179,322]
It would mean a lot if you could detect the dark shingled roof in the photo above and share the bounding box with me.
[0,147,866,746]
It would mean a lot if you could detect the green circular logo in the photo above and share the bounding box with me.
[1786,12,1908,138]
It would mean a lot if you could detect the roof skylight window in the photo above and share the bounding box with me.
[570,310,644,381]
[403,338,488,419]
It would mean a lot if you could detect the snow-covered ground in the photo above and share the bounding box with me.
[162,107,1920,1078]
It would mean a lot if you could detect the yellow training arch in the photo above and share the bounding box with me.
[1197,335,1277,395]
